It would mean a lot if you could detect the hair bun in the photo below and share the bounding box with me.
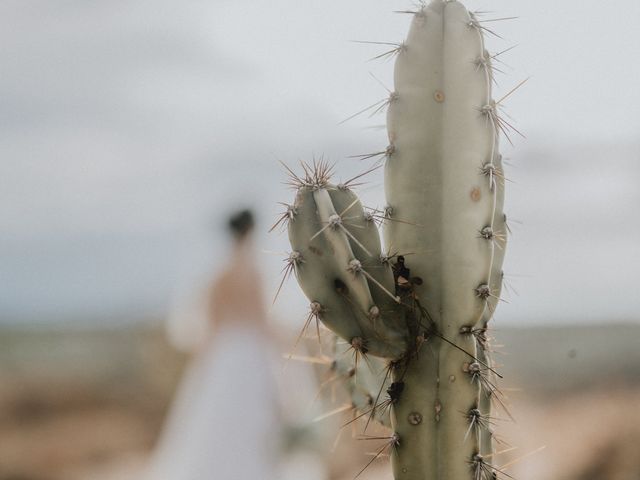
[228,209,255,238]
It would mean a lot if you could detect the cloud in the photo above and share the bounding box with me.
[1,0,639,323]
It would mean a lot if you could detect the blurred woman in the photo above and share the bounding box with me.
[146,210,279,480]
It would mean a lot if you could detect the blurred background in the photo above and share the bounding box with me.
[1,0,639,479]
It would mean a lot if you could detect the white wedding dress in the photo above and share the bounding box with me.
[146,233,329,480]
[146,322,280,480]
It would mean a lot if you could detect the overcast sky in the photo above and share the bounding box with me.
[1,0,639,326]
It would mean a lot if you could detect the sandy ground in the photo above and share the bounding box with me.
[4,387,637,480]
[2,324,639,480]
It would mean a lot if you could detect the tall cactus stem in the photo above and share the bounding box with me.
[278,1,518,478]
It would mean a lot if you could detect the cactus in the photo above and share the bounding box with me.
[277,1,519,479]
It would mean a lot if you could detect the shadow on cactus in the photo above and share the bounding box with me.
[274,1,524,479]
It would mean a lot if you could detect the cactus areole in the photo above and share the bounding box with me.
[279,1,515,479]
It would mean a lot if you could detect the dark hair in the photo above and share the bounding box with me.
[228,209,255,238]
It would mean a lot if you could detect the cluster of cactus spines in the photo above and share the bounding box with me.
[277,1,520,479]
[328,339,394,430]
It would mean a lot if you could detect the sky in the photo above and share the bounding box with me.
[1,0,639,326]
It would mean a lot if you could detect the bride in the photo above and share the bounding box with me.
[146,210,280,480]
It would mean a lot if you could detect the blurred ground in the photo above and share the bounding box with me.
[0,325,181,480]
[0,323,639,480]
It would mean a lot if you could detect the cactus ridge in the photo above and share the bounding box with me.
[276,1,522,478]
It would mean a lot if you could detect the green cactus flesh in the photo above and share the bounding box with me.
[281,1,513,479]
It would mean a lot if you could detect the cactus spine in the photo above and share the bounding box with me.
[279,1,514,478]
